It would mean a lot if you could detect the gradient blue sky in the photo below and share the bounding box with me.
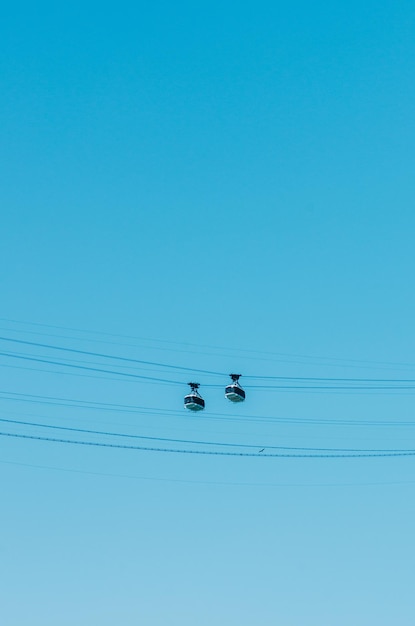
[1,1,415,624]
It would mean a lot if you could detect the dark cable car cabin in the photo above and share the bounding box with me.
[184,382,205,411]
[225,374,245,403]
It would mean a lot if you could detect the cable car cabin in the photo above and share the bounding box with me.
[225,384,245,402]
[184,394,205,411]
[225,374,245,403]
[184,383,205,411]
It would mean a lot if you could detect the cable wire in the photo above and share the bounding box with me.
[3,415,413,453]
[2,390,415,427]
[2,336,415,388]
[2,430,415,458]
[0,351,185,385]
[4,316,415,371]
[0,336,225,376]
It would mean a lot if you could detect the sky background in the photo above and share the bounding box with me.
[1,1,415,624]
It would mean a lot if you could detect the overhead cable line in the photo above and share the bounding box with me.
[0,390,180,414]
[245,374,415,383]
[220,382,415,391]
[1,336,415,387]
[2,390,415,426]
[2,350,414,392]
[4,415,414,453]
[3,430,415,457]
[0,352,185,385]
[3,457,414,487]
[0,336,225,377]
[1,353,414,393]
[3,316,415,371]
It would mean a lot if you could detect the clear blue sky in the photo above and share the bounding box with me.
[1,1,415,623]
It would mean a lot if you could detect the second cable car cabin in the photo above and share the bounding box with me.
[184,382,205,411]
[225,374,245,403]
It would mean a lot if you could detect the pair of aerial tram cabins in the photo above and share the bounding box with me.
[184,374,245,411]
